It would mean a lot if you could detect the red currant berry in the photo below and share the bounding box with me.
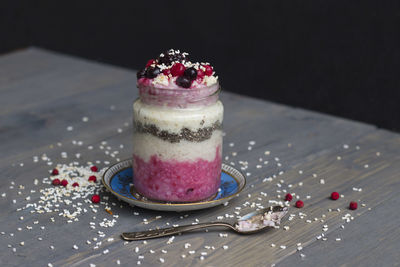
[170,63,186,77]
[331,192,340,200]
[197,69,205,79]
[52,179,61,186]
[90,166,98,172]
[349,201,358,210]
[162,68,171,76]
[61,179,68,187]
[51,169,59,175]
[203,65,213,76]
[91,195,100,203]
[145,59,155,67]
[72,182,79,187]
[285,193,293,201]
[88,175,97,182]
[295,200,304,208]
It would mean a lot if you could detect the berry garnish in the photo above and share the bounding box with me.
[88,175,97,182]
[171,63,186,77]
[91,195,100,203]
[285,193,293,201]
[331,192,340,200]
[184,67,197,80]
[51,169,59,175]
[145,67,161,79]
[145,59,155,68]
[176,76,192,88]
[349,201,358,210]
[72,182,79,187]
[136,69,146,79]
[61,179,68,187]
[203,65,213,76]
[162,68,171,76]
[295,200,304,208]
[90,166,98,172]
[52,179,61,186]
[158,50,186,65]
[197,69,205,79]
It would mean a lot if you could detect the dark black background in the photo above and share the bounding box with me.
[1,1,400,131]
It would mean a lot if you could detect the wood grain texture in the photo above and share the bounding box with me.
[0,48,399,267]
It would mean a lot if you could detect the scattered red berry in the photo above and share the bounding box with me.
[51,169,59,175]
[285,193,293,201]
[162,68,171,76]
[52,179,61,186]
[349,201,358,210]
[295,200,304,208]
[170,63,186,77]
[197,69,205,80]
[145,59,155,67]
[88,175,97,182]
[203,65,213,76]
[91,195,100,203]
[72,182,79,187]
[331,192,340,200]
[61,179,68,187]
[90,166,98,172]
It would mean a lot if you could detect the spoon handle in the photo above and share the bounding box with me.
[121,222,233,241]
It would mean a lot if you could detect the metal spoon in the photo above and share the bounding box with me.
[121,205,288,241]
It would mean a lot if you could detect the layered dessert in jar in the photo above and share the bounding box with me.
[133,49,223,202]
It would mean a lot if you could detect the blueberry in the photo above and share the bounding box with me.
[176,76,192,88]
[145,67,161,79]
[136,69,146,79]
[183,67,197,80]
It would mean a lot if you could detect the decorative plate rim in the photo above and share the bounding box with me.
[102,159,246,207]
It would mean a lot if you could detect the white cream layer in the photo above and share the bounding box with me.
[133,100,223,133]
[133,130,223,162]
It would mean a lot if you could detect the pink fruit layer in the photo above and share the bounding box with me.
[133,146,221,202]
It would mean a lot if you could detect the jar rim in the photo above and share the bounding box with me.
[137,82,220,94]
[137,82,221,108]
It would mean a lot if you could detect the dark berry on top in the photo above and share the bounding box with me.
[184,67,197,80]
[176,76,192,88]
[137,69,146,79]
[158,50,186,65]
[145,67,161,79]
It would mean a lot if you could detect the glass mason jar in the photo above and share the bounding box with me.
[132,83,223,202]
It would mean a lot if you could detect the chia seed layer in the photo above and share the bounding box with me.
[133,121,222,143]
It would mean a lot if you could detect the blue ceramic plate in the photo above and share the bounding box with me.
[102,159,246,211]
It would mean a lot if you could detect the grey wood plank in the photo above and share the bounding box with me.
[1,48,399,267]
[277,190,400,267]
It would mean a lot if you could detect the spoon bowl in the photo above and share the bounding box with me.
[121,205,288,241]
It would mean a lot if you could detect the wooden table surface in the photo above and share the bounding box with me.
[1,48,399,267]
